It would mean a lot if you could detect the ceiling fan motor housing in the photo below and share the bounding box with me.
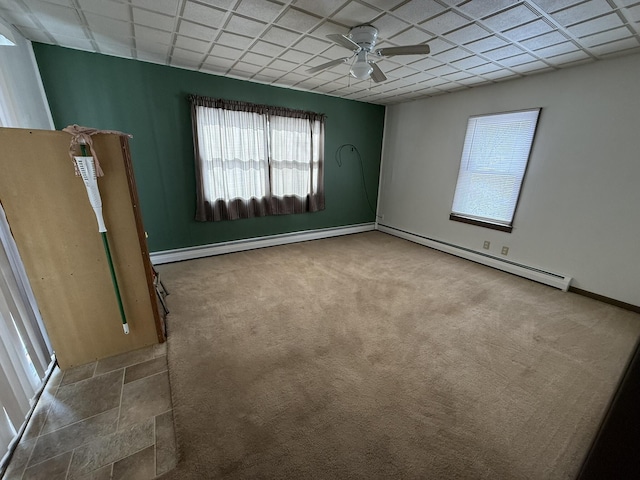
[348,25,379,52]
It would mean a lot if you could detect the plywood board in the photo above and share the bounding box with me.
[0,128,160,368]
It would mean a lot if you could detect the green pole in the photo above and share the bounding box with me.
[101,231,128,333]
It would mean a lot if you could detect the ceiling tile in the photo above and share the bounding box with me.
[625,4,640,22]
[579,26,632,47]
[386,65,421,77]
[132,8,174,32]
[568,13,624,37]
[445,24,490,44]
[217,31,253,49]
[210,44,243,59]
[241,51,272,65]
[482,5,538,32]
[332,1,381,26]
[134,25,172,45]
[424,64,457,75]
[226,14,267,37]
[551,0,613,27]
[294,35,332,54]
[135,39,170,55]
[12,25,51,43]
[235,0,284,23]
[521,30,567,50]
[456,0,517,19]
[183,2,226,29]
[456,75,488,85]
[392,0,446,24]
[252,40,284,56]
[276,8,322,33]
[175,35,211,53]
[530,0,583,13]
[482,69,518,80]
[433,47,472,62]
[452,55,487,69]
[373,14,411,38]
[467,62,501,74]
[178,20,217,40]
[203,56,235,68]
[86,14,131,38]
[261,26,300,46]
[498,52,537,66]
[170,56,201,69]
[233,62,262,73]
[408,57,443,70]
[535,41,578,57]
[502,19,554,42]
[389,27,431,45]
[172,47,204,62]
[590,36,640,55]
[269,58,298,71]
[483,44,526,60]
[510,60,550,73]
[293,0,344,17]
[98,41,134,57]
[131,0,179,16]
[136,50,168,63]
[279,49,313,63]
[442,70,473,81]
[52,33,93,50]
[310,20,347,38]
[421,11,470,35]
[464,35,507,52]
[77,0,130,22]
[545,49,590,65]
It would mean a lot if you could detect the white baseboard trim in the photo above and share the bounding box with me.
[150,223,376,265]
[377,224,572,291]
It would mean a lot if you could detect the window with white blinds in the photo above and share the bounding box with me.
[450,109,540,232]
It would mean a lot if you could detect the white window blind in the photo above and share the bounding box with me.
[451,109,540,230]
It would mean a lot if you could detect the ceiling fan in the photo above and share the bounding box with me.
[306,24,431,82]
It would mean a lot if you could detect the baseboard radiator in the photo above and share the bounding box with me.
[377,224,572,291]
[150,223,376,265]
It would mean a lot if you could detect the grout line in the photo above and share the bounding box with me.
[115,369,126,432]
[92,361,98,378]
[124,368,169,386]
[153,413,158,477]
[64,448,74,480]
[29,406,120,439]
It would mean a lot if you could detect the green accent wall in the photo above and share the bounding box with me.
[33,44,385,252]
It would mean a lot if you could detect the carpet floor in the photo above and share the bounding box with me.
[157,231,640,479]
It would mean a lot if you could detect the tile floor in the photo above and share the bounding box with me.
[3,344,177,480]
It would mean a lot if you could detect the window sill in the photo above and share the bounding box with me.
[449,214,512,233]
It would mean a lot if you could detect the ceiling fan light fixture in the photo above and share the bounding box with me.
[350,52,373,80]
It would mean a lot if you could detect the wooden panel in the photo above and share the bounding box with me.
[0,128,160,368]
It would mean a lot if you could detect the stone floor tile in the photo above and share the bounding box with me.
[72,464,113,480]
[29,408,119,466]
[155,410,178,476]
[94,346,156,375]
[67,418,154,479]
[22,451,72,480]
[153,341,167,358]
[118,371,172,429]
[112,446,155,480]
[2,437,36,480]
[60,362,96,386]
[124,356,167,384]
[22,389,57,441]
[41,369,123,435]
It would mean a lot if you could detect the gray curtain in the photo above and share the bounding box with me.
[189,95,325,222]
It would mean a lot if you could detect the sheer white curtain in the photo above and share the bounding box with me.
[0,205,52,464]
[269,115,317,197]
[197,106,270,203]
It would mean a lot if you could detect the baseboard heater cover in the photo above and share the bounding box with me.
[376,224,572,291]
[150,223,376,265]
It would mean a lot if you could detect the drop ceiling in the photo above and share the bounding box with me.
[1,0,639,104]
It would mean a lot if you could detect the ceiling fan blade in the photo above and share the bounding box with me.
[376,44,431,57]
[369,62,387,83]
[306,57,350,74]
[327,33,361,52]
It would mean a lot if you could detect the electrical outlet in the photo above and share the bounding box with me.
[483,241,490,250]
[501,246,509,255]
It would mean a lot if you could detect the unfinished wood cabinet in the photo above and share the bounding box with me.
[0,128,163,368]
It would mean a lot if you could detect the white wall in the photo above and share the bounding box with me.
[0,18,53,129]
[378,53,640,306]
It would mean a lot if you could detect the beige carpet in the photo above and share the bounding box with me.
[157,231,640,479]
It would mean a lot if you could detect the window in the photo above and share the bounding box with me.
[189,96,325,222]
[450,109,540,232]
